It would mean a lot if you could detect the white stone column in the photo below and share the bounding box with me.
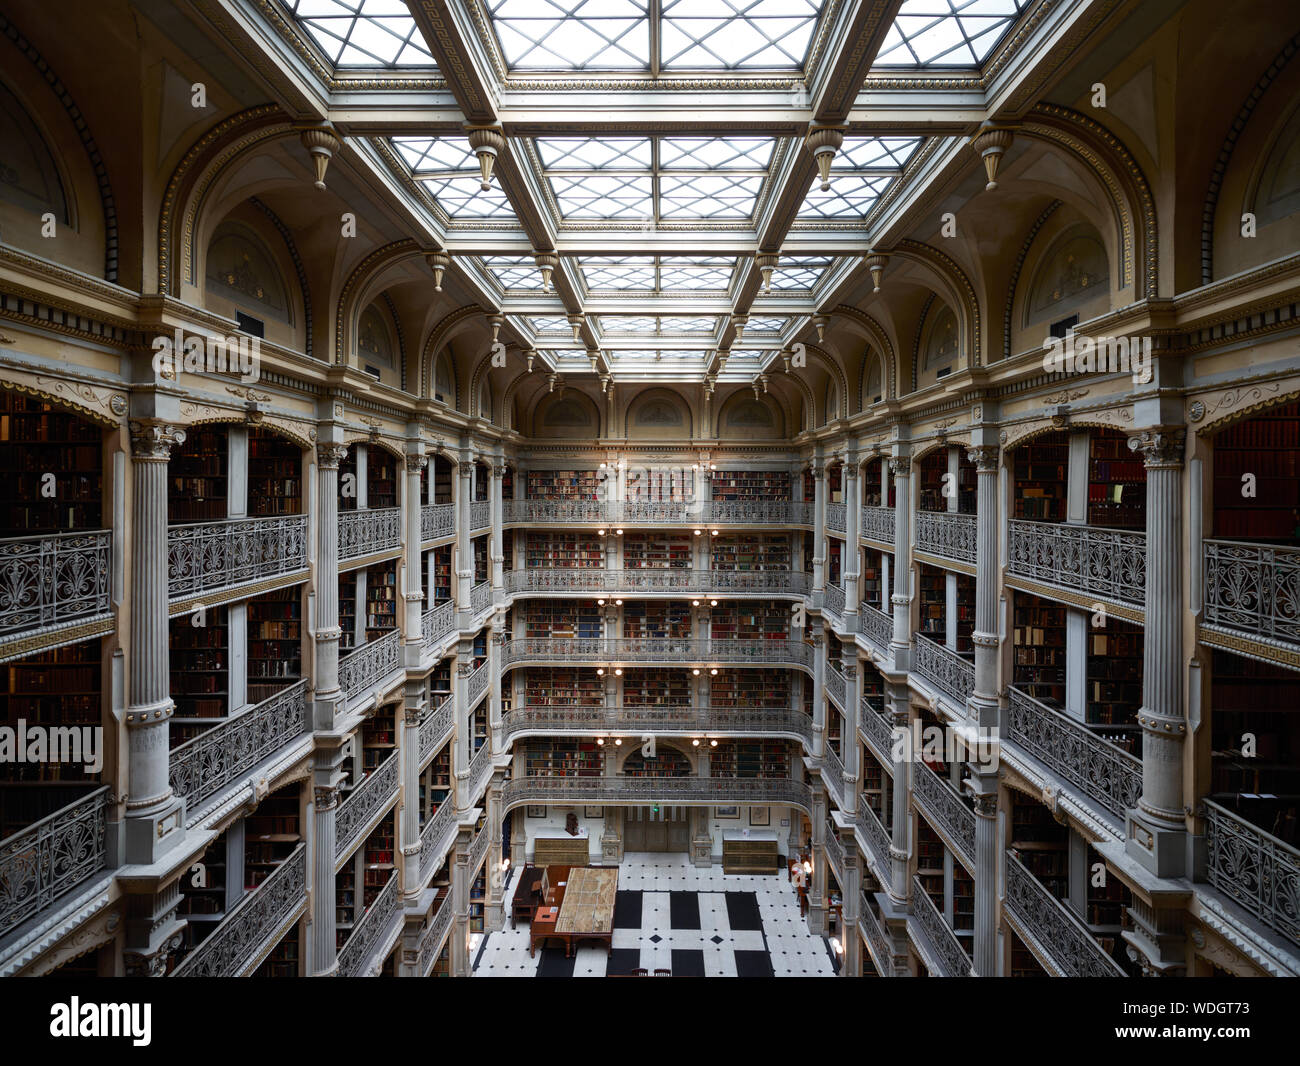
[311,781,341,975]
[314,441,347,707]
[403,450,426,655]
[400,691,425,902]
[843,454,860,630]
[1126,429,1187,877]
[838,823,862,976]
[888,455,912,667]
[490,459,505,595]
[811,461,826,595]
[886,684,911,904]
[810,628,826,760]
[455,458,473,621]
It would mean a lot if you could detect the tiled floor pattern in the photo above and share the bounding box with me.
[473,852,836,977]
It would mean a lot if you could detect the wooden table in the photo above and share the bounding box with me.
[529,905,562,956]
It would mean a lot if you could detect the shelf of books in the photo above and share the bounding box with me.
[429,658,452,707]
[1009,926,1048,977]
[252,928,300,977]
[624,600,690,638]
[364,563,398,640]
[247,426,301,516]
[524,738,603,777]
[424,544,452,603]
[710,470,791,501]
[711,533,791,571]
[918,564,946,641]
[366,447,397,510]
[339,570,358,652]
[802,537,813,575]
[709,739,791,778]
[362,705,396,774]
[469,867,486,934]
[710,669,791,709]
[623,532,692,568]
[363,814,396,908]
[622,745,691,777]
[1086,619,1143,753]
[623,668,691,708]
[0,640,101,785]
[339,447,358,511]
[525,531,604,569]
[802,468,815,502]
[168,425,227,524]
[861,660,885,710]
[861,548,887,607]
[827,705,843,754]
[0,392,103,535]
[1012,594,1066,707]
[709,601,787,641]
[916,706,951,776]
[471,696,488,753]
[524,668,604,708]
[916,819,945,905]
[861,458,895,508]
[526,469,601,500]
[1088,430,1145,528]
[828,465,843,505]
[917,450,948,513]
[1013,431,1068,522]
[420,745,452,823]
[1009,791,1068,900]
[247,588,301,704]
[524,600,602,639]
[1211,400,1300,541]
[627,467,694,502]
[954,573,974,652]
[952,862,974,941]
[170,605,228,739]
[474,463,489,503]
[336,861,357,946]
[472,536,488,583]
[245,784,301,891]
[827,538,843,587]
[862,750,887,821]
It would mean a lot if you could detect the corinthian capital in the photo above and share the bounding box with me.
[129,420,187,461]
[965,445,1000,472]
[887,456,910,479]
[405,452,428,473]
[316,442,347,469]
[1127,429,1185,468]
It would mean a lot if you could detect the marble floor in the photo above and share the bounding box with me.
[472,852,838,978]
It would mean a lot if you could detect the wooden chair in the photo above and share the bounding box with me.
[653,968,671,977]
[630,968,649,976]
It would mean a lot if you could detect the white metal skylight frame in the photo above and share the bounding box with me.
[874,0,1032,67]
[577,256,739,292]
[390,136,519,221]
[279,0,437,68]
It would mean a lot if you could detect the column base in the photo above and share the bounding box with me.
[123,797,186,865]
[1126,808,1188,879]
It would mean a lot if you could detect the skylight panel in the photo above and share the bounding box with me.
[484,256,545,289]
[835,136,922,170]
[874,0,1028,67]
[581,257,657,290]
[658,316,720,333]
[389,136,518,221]
[392,136,476,172]
[536,138,653,170]
[548,173,654,218]
[798,174,893,220]
[767,255,831,290]
[659,138,775,170]
[600,316,660,332]
[486,0,650,70]
[526,316,572,333]
[660,257,735,289]
[660,0,824,69]
[745,315,789,333]
[421,176,517,219]
[281,0,436,67]
[660,173,764,219]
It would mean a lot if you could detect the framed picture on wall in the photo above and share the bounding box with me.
[584,806,603,818]
[749,806,770,827]
[526,805,545,818]
[716,805,739,819]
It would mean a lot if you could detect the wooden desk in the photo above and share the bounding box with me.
[530,906,562,956]
[553,866,618,957]
[534,834,590,866]
[512,867,546,929]
[721,830,780,874]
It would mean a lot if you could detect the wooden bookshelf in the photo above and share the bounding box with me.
[431,458,453,505]
[622,746,691,777]
[627,467,694,502]
[525,600,602,639]
[709,739,790,778]
[245,785,301,890]
[526,469,600,501]
[918,563,945,641]
[420,744,452,822]
[364,563,398,639]
[710,470,791,501]
[247,427,301,516]
[861,661,885,710]
[252,927,299,977]
[168,425,227,524]
[336,862,357,944]
[955,572,974,652]
[624,600,690,638]
[473,535,488,583]
[525,532,604,569]
[339,570,358,652]
[0,392,103,535]
[524,738,603,777]
[1012,596,1066,706]
[1211,401,1300,542]
[1013,432,1068,522]
[247,588,301,703]
[623,532,692,569]
[471,684,488,750]
[0,640,101,783]
[366,447,397,510]
[917,450,948,513]
[862,750,887,821]
[710,669,791,709]
[429,658,452,705]
[827,537,843,587]
[1086,618,1143,752]
[916,819,945,904]
[363,814,395,904]
[469,867,486,933]
[861,458,895,508]
[952,862,975,937]
[179,829,228,921]
[1088,430,1145,528]
[430,544,452,602]
[524,667,604,707]
[1009,792,1068,900]
[709,601,788,641]
[362,705,396,773]
[711,533,791,571]
[1009,927,1048,977]
[623,668,691,707]
[170,605,228,727]
[861,548,886,606]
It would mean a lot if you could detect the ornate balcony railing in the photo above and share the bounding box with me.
[503,499,811,526]
[913,760,975,868]
[1008,519,1146,606]
[506,705,812,743]
[707,500,811,526]
[173,844,306,977]
[419,800,458,884]
[421,502,455,541]
[915,511,977,563]
[337,868,401,977]
[506,568,810,596]
[170,679,309,810]
[504,776,813,811]
[856,792,891,875]
[1204,799,1300,945]
[0,786,109,937]
[418,892,454,976]
[422,600,455,650]
[821,743,848,810]
[467,659,490,707]
[826,502,846,535]
[860,696,892,765]
[861,603,892,651]
[505,499,606,523]
[500,637,813,670]
[825,824,845,873]
[826,661,846,708]
[1004,852,1124,976]
[860,505,894,543]
[335,749,400,861]
[167,516,307,600]
[860,890,891,975]
[913,634,975,708]
[470,499,491,532]
[1203,539,1300,648]
[470,580,491,615]
[823,582,845,619]
[339,629,402,703]
[0,530,112,636]
[419,694,455,765]
[1005,687,1141,822]
[339,506,402,561]
[911,875,971,977]
[468,741,493,801]
[469,821,492,874]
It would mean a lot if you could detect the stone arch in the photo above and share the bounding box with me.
[420,305,485,403]
[894,239,982,370]
[831,305,898,401]
[0,376,122,428]
[1002,200,1063,361]
[1019,219,1110,330]
[531,388,602,438]
[624,386,693,438]
[717,389,784,439]
[333,238,422,367]
[1191,379,1298,437]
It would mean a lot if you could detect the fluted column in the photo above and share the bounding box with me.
[311,782,341,974]
[967,445,1000,717]
[400,693,425,901]
[842,455,860,629]
[838,825,862,976]
[1127,429,1187,877]
[314,442,347,708]
[124,420,186,867]
[808,782,827,934]
[809,628,826,759]
[811,462,826,595]
[454,645,473,812]
[488,626,504,748]
[484,772,505,931]
[456,458,473,619]
[490,460,505,594]
[403,451,426,652]
[450,825,471,976]
[841,655,860,797]
[968,782,998,976]
[888,455,912,666]
[886,686,911,904]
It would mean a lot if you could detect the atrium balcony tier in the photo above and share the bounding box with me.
[505,705,812,744]
[504,499,812,527]
[505,568,809,597]
[0,531,114,648]
[501,636,813,670]
[503,776,812,813]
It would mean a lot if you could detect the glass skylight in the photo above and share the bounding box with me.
[766,256,832,291]
[599,315,720,333]
[744,315,790,333]
[661,0,825,69]
[580,257,658,290]
[660,257,735,289]
[281,0,436,67]
[483,256,545,290]
[391,136,517,221]
[525,316,572,333]
[797,136,922,220]
[578,256,737,291]
[800,174,895,220]
[486,0,650,69]
[875,0,1030,67]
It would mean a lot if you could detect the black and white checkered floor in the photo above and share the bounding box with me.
[472,852,837,977]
